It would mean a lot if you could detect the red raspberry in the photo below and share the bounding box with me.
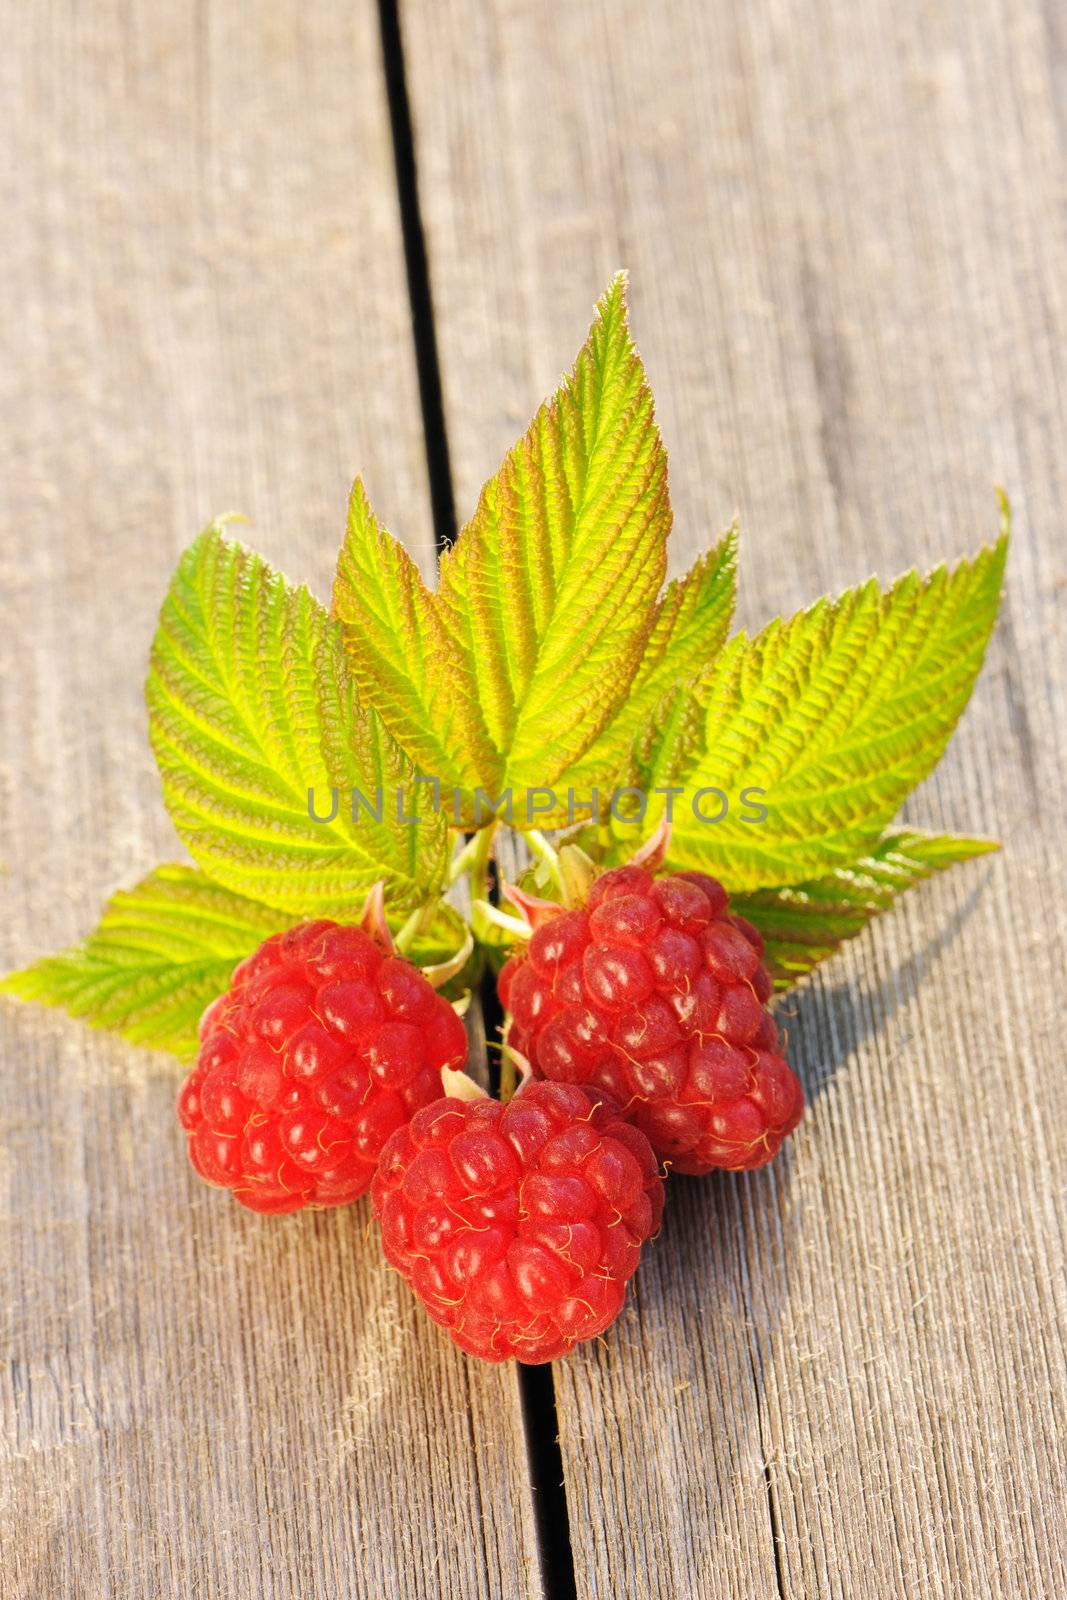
[177,920,468,1214]
[372,1080,664,1362]
[499,866,803,1175]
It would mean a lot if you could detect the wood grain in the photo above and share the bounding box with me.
[401,1,1067,1595]
[0,5,542,1597]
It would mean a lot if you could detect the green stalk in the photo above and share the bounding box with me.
[466,820,499,905]
[525,829,562,895]
[446,831,483,886]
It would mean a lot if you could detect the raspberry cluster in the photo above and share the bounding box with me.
[176,861,802,1364]
[177,920,467,1213]
[371,1080,664,1362]
[499,865,803,1174]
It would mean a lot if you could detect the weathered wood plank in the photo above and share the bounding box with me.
[0,6,542,1597]
[402,1,1067,1595]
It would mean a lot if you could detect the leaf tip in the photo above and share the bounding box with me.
[963,833,1001,858]
[720,516,741,567]
[346,474,375,525]
[196,512,250,555]
[597,269,631,328]
[993,485,1012,545]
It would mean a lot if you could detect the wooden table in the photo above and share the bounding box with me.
[2,3,1064,1596]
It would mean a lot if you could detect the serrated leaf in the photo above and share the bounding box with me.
[147,527,447,916]
[434,272,671,809]
[731,829,998,988]
[648,530,1007,888]
[566,525,737,795]
[332,480,496,794]
[0,865,291,1061]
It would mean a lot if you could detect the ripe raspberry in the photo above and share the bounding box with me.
[177,920,468,1214]
[372,1080,664,1363]
[499,866,803,1174]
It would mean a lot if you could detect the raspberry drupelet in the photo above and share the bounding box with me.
[372,1079,664,1362]
[499,865,803,1174]
[177,920,468,1213]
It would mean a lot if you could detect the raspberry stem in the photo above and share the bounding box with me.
[446,831,484,885]
[467,819,499,905]
[472,900,531,938]
[526,829,562,886]
[393,900,435,955]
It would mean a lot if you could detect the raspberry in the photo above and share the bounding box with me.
[177,920,468,1214]
[372,1079,664,1362]
[499,866,803,1174]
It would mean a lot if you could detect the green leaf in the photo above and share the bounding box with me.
[333,480,496,795]
[434,272,672,811]
[650,528,1007,888]
[567,524,737,794]
[147,526,447,916]
[730,829,999,988]
[0,865,291,1061]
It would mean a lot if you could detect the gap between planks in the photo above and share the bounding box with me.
[376,5,580,1596]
